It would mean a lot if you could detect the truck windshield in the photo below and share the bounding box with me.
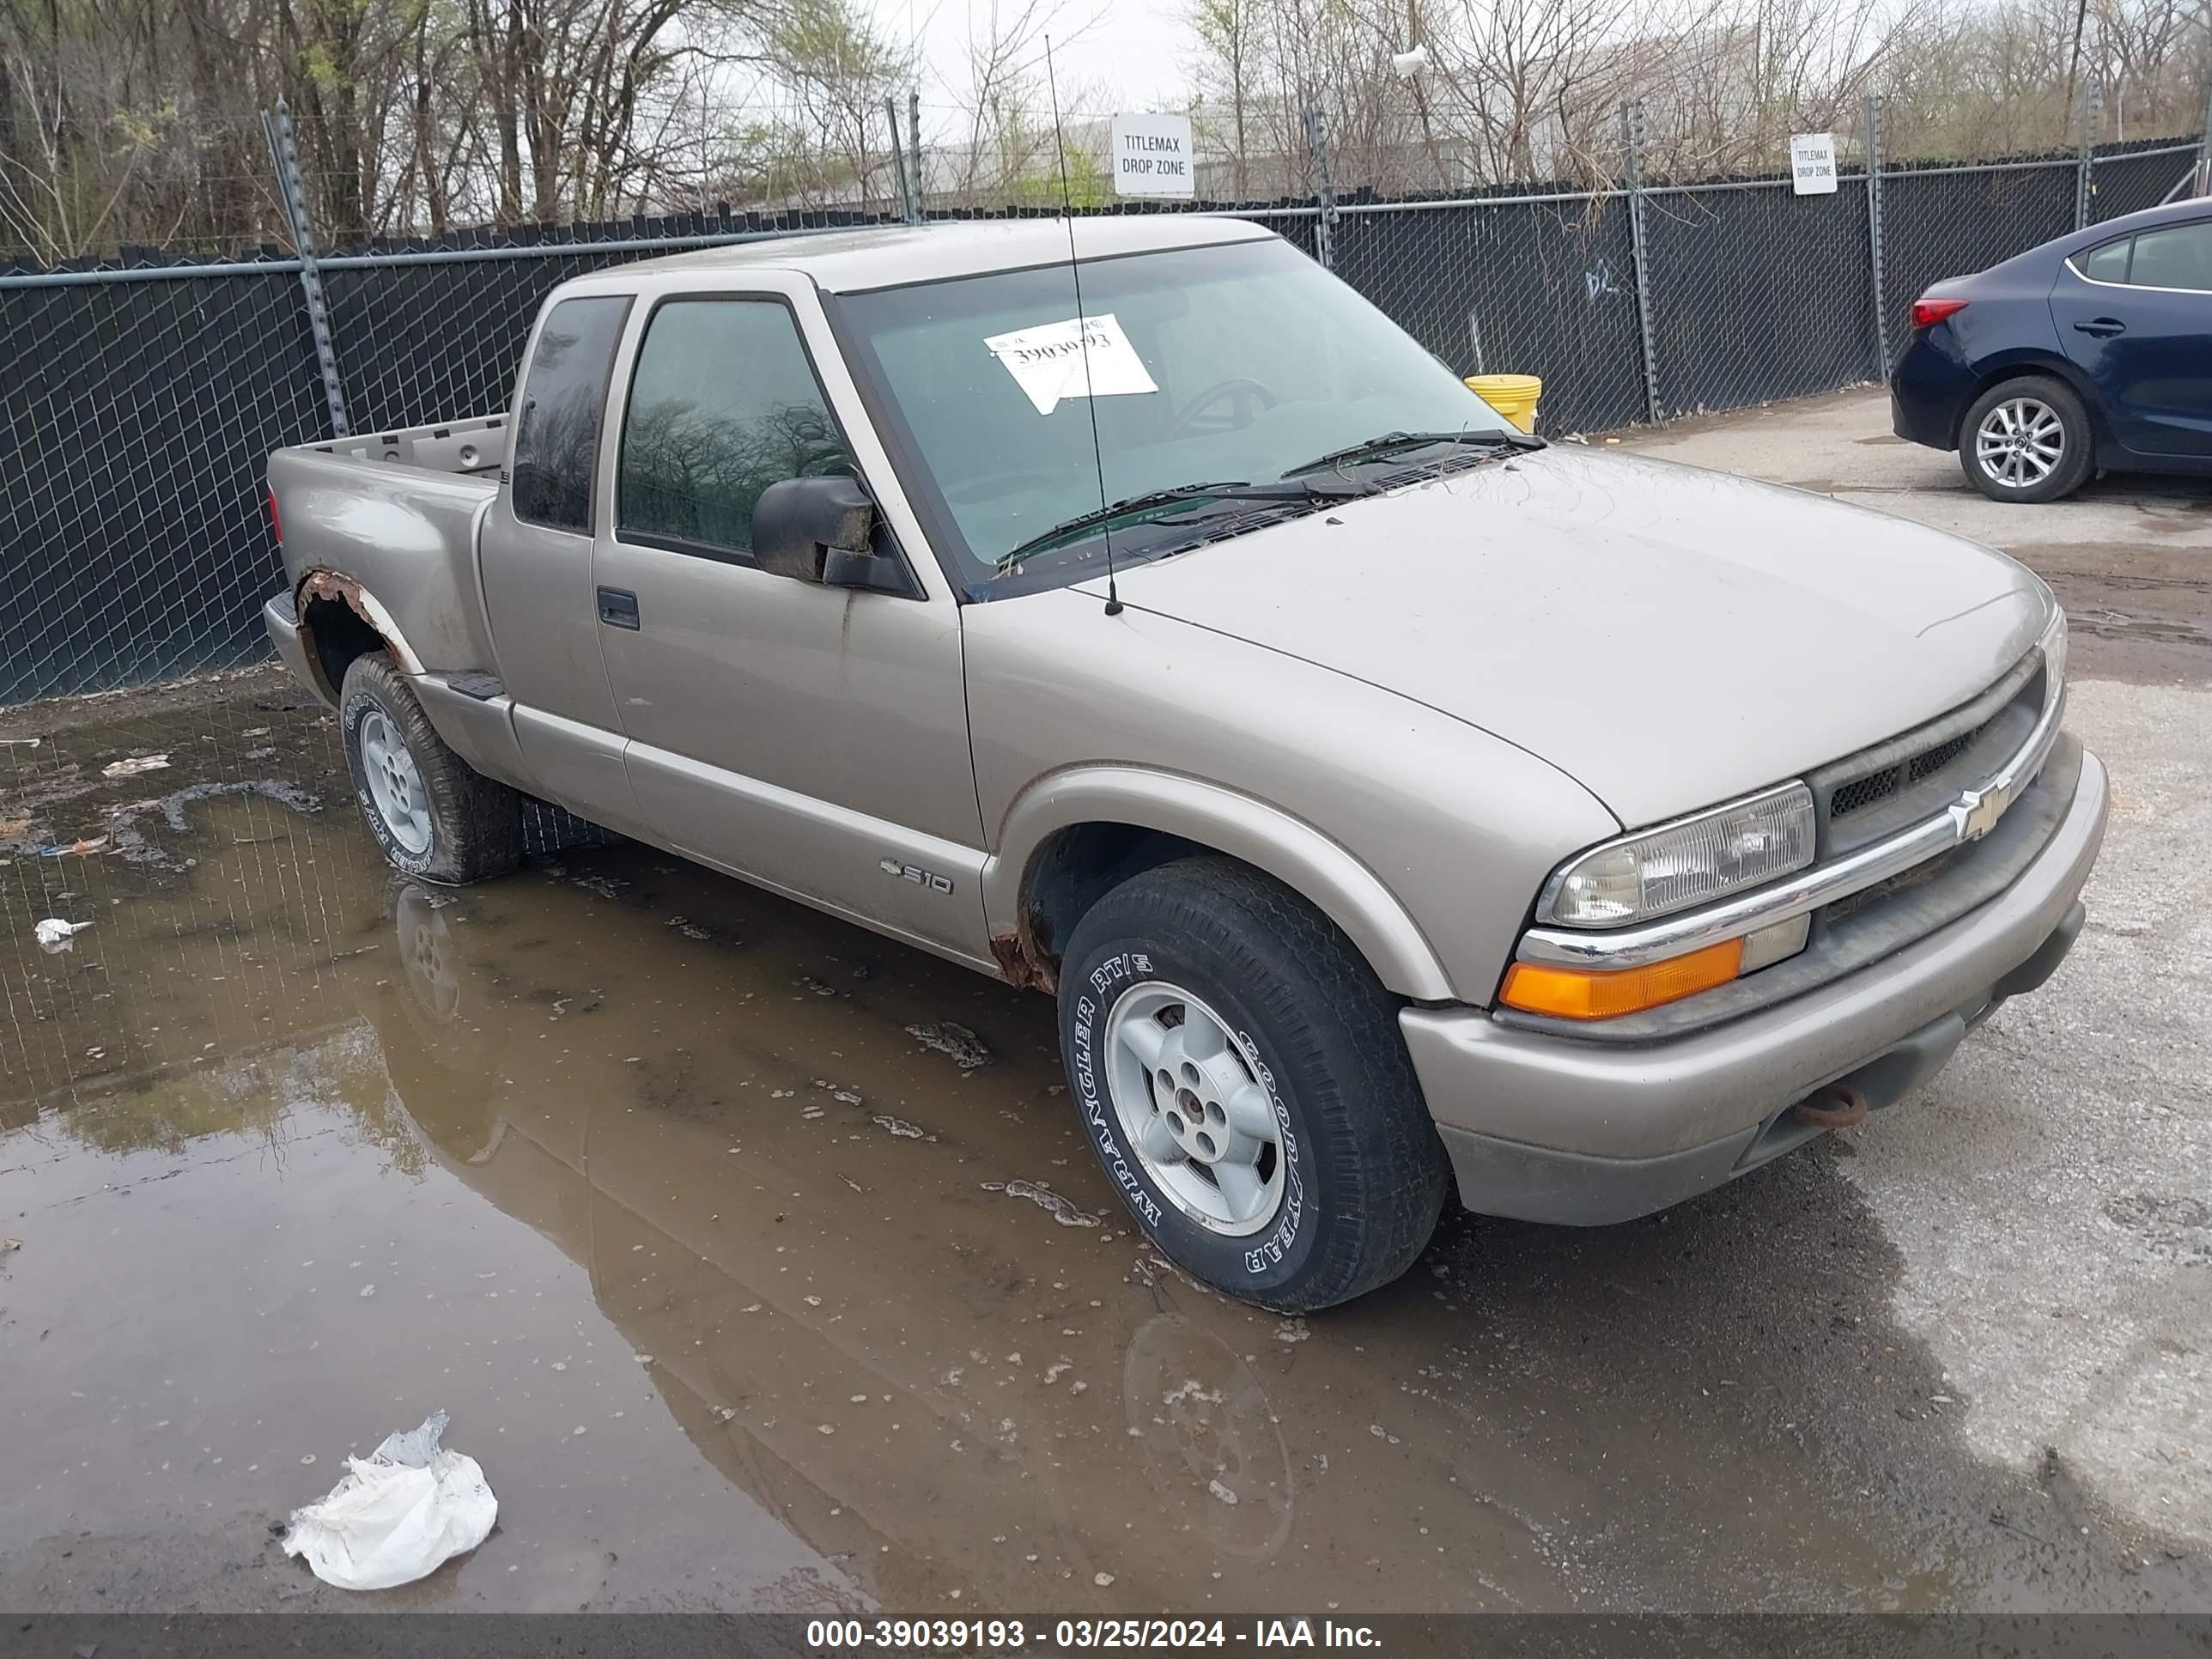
[832,237,1510,594]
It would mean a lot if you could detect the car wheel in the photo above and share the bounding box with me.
[340,653,521,884]
[1960,376,2094,503]
[1057,856,1449,1313]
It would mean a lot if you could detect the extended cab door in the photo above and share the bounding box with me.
[587,280,988,963]
[478,292,651,834]
[2052,218,2212,459]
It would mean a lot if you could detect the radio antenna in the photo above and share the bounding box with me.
[1045,36,1121,616]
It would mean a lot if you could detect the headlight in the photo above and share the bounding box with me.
[2039,604,2067,712]
[1537,782,1817,928]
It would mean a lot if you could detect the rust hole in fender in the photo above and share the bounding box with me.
[990,909,1058,995]
[294,569,393,701]
[298,568,375,624]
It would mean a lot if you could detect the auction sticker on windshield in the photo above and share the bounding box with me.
[984,313,1159,414]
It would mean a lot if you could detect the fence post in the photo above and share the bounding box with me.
[2075,78,2101,228]
[2195,80,2212,198]
[885,97,915,223]
[1621,100,1662,424]
[1865,94,1891,380]
[909,91,925,219]
[1304,106,1339,270]
[262,100,350,440]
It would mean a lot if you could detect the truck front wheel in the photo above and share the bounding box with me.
[1057,856,1449,1312]
[340,653,521,884]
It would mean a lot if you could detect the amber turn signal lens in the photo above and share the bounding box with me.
[1500,938,1744,1020]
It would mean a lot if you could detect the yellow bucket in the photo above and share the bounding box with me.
[1466,373,1542,434]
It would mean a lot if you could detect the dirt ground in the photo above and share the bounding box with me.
[2,389,2209,1615]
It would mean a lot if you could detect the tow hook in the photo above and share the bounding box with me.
[1792,1083,1871,1129]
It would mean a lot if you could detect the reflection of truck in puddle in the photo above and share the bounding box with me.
[362,884,1299,1603]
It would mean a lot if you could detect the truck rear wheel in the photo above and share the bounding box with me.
[1057,856,1449,1312]
[340,653,521,884]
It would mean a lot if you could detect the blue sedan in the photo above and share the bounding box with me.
[1892,197,2212,502]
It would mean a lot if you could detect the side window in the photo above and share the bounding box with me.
[511,295,631,532]
[2077,237,2131,283]
[617,299,851,557]
[2124,222,2212,291]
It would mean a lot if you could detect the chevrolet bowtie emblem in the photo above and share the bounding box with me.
[1949,781,2012,842]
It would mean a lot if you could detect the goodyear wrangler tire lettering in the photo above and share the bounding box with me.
[1237,1035,1304,1276]
[1073,993,1164,1229]
[1054,856,1449,1313]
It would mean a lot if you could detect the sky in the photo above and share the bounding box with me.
[894,0,1200,133]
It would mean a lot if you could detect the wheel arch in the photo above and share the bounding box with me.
[1950,353,2110,454]
[981,768,1455,1003]
[294,570,427,702]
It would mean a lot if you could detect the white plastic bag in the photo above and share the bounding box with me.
[33,919,92,953]
[282,1410,496,1590]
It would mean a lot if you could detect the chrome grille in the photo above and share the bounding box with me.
[1810,650,2044,854]
[1829,726,1990,820]
[1830,769,1900,819]
[1910,731,1976,779]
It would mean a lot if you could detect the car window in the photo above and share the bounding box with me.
[2125,222,2212,291]
[511,295,632,533]
[616,298,851,557]
[836,238,1509,592]
[2077,237,2131,283]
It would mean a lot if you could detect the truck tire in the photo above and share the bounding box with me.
[1960,375,2094,503]
[1057,856,1449,1312]
[339,653,521,884]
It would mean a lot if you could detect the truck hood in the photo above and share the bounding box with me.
[1079,446,2049,827]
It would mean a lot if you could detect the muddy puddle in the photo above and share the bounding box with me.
[3,674,2204,1613]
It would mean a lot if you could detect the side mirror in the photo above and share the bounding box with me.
[753,475,877,585]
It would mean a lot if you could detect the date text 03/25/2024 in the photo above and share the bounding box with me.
[805,1620,1383,1650]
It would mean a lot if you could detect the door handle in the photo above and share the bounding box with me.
[2073,317,2127,337]
[596,586,640,629]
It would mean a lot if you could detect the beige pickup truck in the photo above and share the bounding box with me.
[264,216,2107,1310]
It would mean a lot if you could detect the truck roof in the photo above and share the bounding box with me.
[585,215,1279,295]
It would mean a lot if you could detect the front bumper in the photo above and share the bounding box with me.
[1403,744,2108,1224]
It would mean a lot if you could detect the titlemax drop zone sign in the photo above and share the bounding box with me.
[1111,113,1195,198]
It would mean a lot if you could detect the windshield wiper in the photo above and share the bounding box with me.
[994,480,1328,568]
[1283,427,1543,478]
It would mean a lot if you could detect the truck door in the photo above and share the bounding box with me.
[478,293,651,835]
[2051,218,2212,459]
[588,287,988,963]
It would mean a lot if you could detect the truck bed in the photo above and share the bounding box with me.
[267,412,510,680]
[280,411,509,477]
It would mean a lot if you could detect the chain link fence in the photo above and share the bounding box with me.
[3,122,2206,706]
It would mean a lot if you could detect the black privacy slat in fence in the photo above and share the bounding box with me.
[1879,164,2078,340]
[2,139,2205,707]
[2088,147,2198,224]
[1642,179,1880,417]
[327,247,667,436]
[1332,198,1648,435]
[1,272,324,704]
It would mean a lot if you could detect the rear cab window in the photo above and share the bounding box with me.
[510,294,633,532]
[615,298,853,561]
